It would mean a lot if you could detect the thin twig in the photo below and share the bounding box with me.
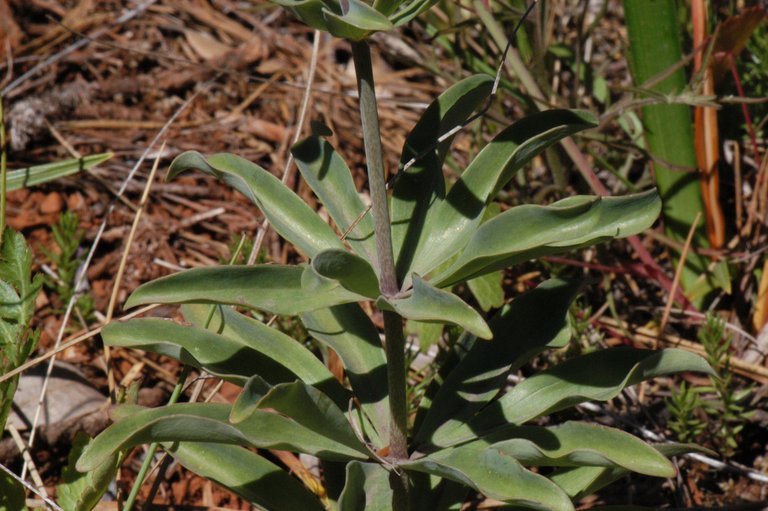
[7,425,46,498]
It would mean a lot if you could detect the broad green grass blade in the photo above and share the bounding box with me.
[624,0,712,305]
[125,265,364,315]
[169,151,344,258]
[167,442,325,511]
[77,403,368,472]
[312,249,380,298]
[378,275,491,339]
[415,279,579,448]
[391,74,493,281]
[292,136,377,264]
[433,190,661,286]
[6,152,112,191]
[411,109,597,279]
[338,462,394,511]
[467,348,713,432]
[300,304,389,447]
[403,444,574,511]
[182,304,348,405]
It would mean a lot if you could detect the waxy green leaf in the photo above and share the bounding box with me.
[312,249,380,298]
[169,151,343,258]
[168,442,325,511]
[468,422,674,477]
[230,375,272,423]
[292,136,376,264]
[125,265,364,315]
[257,381,366,453]
[404,443,574,511]
[378,275,491,339]
[434,190,661,286]
[57,433,120,511]
[411,109,597,279]
[416,279,579,448]
[467,348,713,433]
[181,304,347,404]
[301,304,389,447]
[103,319,299,385]
[77,403,368,472]
[392,74,494,281]
[338,461,394,511]
[323,0,394,40]
[550,443,713,499]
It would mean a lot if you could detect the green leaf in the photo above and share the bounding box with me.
[0,229,41,325]
[338,461,394,511]
[6,153,112,191]
[182,304,347,404]
[77,403,368,472]
[256,381,366,454]
[312,249,380,298]
[301,304,389,447]
[434,190,661,286]
[411,109,597,279]
[408,320,444,350]
[390,0,441,26]
[58,432,120,511]
[292,135,376,264]
[167,442,325,511]
[466,271,504,312]
[0,470,27,511]
[323,0,394,40]
[378,275,491,339]
[468,347,714,432]
[169,151,343,258]
[550,442,712,499]
[403,443,574,511]
[125,265,364,315]
[272,0,337,32]
[230,375,272,423]
[103,319,296,385]
[415,279,579,448]
[392,74,494,281]
[471,421,674,477]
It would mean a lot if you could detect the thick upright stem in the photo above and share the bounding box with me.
[350,40,409,464]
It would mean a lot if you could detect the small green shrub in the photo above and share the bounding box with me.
[77,3,712,510]
[667,314,753,456]
[42,210,95,322]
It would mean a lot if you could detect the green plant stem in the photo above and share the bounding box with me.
[123,366,190,511]
[350,40,409,467]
